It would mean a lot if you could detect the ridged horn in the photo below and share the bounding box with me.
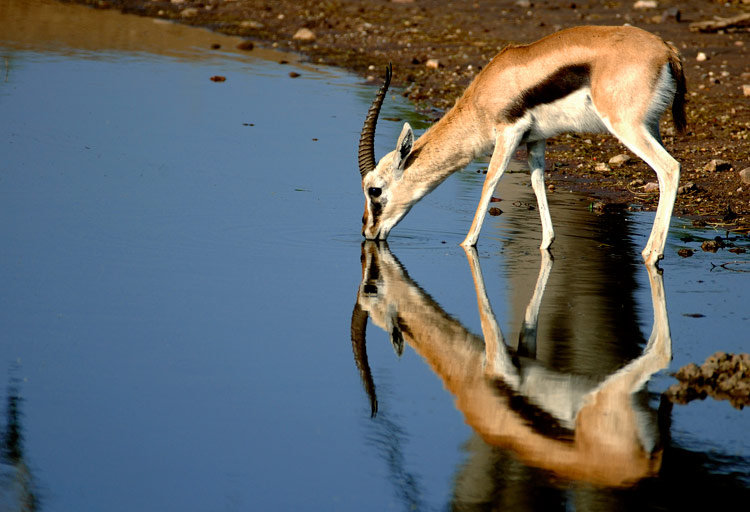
[351,302,378,417]
[358,63,392,179]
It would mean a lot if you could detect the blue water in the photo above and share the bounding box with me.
[0,1,748,510]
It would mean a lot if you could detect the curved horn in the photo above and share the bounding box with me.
[358,63,392,179]
[351,302,378,417]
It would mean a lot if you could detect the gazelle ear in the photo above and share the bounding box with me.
[392,122,414,180]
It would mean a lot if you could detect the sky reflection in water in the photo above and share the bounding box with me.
[0,1,748,510]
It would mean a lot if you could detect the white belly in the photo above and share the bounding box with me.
[523,87,608,141]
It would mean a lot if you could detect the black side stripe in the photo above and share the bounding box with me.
[502,64,591,122]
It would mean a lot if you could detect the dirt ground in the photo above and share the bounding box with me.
[70,0,750,232]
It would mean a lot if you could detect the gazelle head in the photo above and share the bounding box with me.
[358,64,416,240]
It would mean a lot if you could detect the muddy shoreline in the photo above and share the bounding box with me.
[66,0,750,234]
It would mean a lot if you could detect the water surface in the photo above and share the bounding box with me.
[0,1,748,510]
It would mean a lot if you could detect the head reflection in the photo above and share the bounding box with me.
[351,241,672,488]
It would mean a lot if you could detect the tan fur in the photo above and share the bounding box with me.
[361,25,686,265]
[355,242,672,487]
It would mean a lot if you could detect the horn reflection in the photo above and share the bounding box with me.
[351,242,672,488]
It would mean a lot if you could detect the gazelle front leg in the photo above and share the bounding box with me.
[461,129,522,247]
[528,140,555,251]
[463,245,520,390]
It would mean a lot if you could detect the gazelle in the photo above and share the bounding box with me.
[351,241,673,486]
[357,25,686,265]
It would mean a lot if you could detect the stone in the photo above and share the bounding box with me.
[739,167,750,185]
[293,28,316,42]
[425,58,440,69]
[633,0,657,8]
[703,159,732,172]
[660,7,681,22]
[609,154,632,167]
[678,182,697,194]
[240,20,264,29]
[643,182,660,192]
[696,52,708,62]
[594,162,610,172]
[180,7,198,17]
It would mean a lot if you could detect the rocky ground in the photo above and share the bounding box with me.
[664,352,750,409]
[69,0,750,235]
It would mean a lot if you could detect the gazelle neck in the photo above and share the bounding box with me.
[405,102,491,192]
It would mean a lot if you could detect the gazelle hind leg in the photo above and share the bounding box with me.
[610,122,680,265]
[528,140,555,250]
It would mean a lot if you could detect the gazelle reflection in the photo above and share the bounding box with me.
[351,242,672,487]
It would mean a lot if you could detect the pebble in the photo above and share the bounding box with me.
[678,182,697,194]
[743,84,750,97]
[696,52,708,62]
[180,7,198,17]
[609,154,632,167]
[677,248,694,258]
[240,20,264,29]
[633,0,657,8]
[643,182,660,192]
[425,58,440,69]
[703,159,732,172]
[594,162,610,172]
[739,167,750,185]
[293,28,316,42]
[488,207,503,216]
[661,7,681,22]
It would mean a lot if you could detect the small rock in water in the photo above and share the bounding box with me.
[700,239,723,252]
[488,207,503,216]
[210,75,226,82]
[677,248,694,258]
[289,71,301,78]
[237,41,255,51]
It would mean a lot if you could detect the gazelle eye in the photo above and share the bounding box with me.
[368,187,382,198]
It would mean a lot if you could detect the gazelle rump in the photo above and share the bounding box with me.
[357,25,686,265]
